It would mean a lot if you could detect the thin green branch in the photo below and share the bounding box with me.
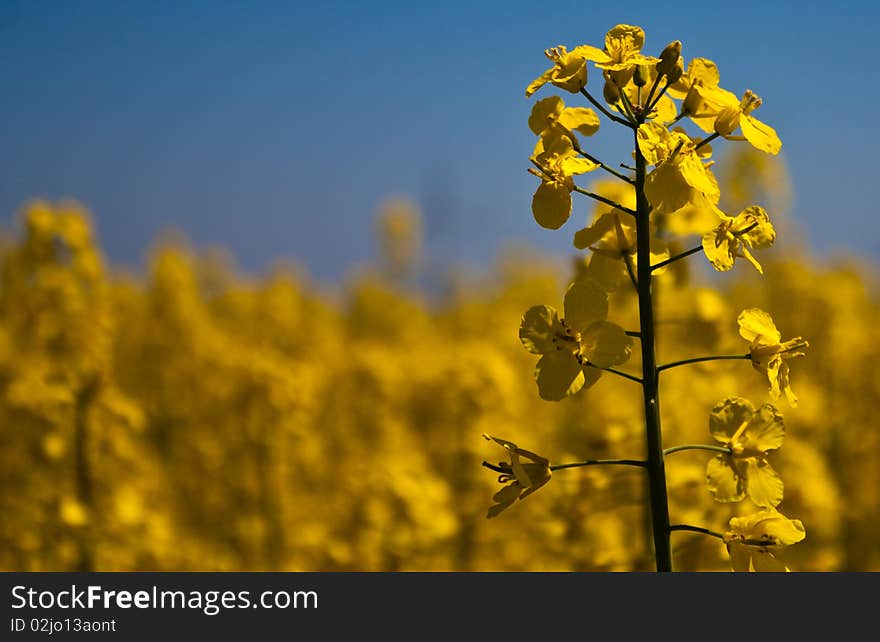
[695,132,720,150]
[580,88,635,128]
[586,362,643,384]
[624,253,639,290]
[617,84,638,122]
[669,524,725,540]
[572,185,637,216]
[651,246,703,272]
[646,79,672,115]
[551,459,647,471]
[625,330,641,338]
[664,444,732,457]
[657,354,751,373]
[574,146,634,184]
[642,73,664,114]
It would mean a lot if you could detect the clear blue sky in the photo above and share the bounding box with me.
[0,0,877,281]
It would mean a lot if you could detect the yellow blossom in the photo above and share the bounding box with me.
[526,45,592,97]
[530,135,599,230]
[702,205,776,273]
[528,96,600,140]
[723,508,806,572]
[738,308,809,406]
[706,397,785,507]
[519,277,633,400]
[713,89,782,155]
[590,24,660,86]
[637,122,720,215]
[483,434,551,518]
[667,57,738,132]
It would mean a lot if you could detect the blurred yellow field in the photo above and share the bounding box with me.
[1,154,875,571]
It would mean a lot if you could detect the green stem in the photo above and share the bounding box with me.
[651,246,703,272]
[580,88,634,129]
[645,80,672,115]
[624,253,639,290]
[574,146,634,184]
[572,185,637,216]
[586,363,642,384]
[643,73,663,114]
[634,118,672,573]
[669,524,725,540]
[664,444,732,457]
[551,459,647,471]
[483,459,647,474]
[657,354,750,373]
[695,132,720,150]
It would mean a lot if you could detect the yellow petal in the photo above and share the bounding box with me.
[751,550,789,572]
[706,455,745,503]
[526,68,555,98]
[535,351,585,401]
[709,396,756,444]
[636,122,670,166]
[528,96,564,134]
[487,483,522,518]
[558,107,600,137]
[519,305,563,354]
[560,155,599,176]
[579,321,633,368]
[740,115,782,155]
[702,230,735,272]
[532,181,572,230]
[573,211,616,250]
[740,403,785,453]
[738,308,781,344]
[743,459,784,508]
[563,277,608,332]
[727,543,752,572]
[583,251,627,292]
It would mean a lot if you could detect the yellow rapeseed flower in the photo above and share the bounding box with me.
[738,308,809,406]
[483,434,552,518]
[519,277,633,400]
[530,135,599,230]
[528,96,600,139]
[702,205,776,273]
[590,24,660,85]
[706,397,785,508]
[637,121,720,216]
[713,90,782,155]
[667,57,737,133]
[526,45,592,97]
[723,508,806,572]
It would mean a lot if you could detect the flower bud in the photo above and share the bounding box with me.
[633,64,650,87]
[665,58,684,84]
[656,40,682,76]
[603,72,621,104]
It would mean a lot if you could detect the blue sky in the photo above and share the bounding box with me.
[0,0,877,281]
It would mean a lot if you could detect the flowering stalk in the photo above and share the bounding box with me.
[492,24,809,572]
[634,116,673,571]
